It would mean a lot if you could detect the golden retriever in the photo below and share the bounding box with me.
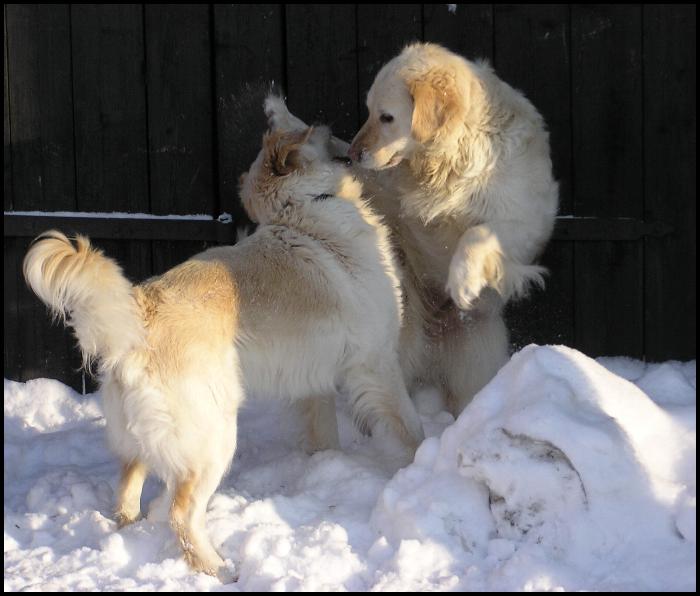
[347,42,559,414]
[22,106,424,577]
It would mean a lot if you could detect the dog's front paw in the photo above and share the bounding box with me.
[447,258,488,311]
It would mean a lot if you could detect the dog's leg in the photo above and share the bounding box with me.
[344,362,425,458]
[447,222,548,310]
[170,463,229,576]
[114,458,148,527]
[186,461,229,575]
[440,294,509,417]
[169,427,237,576]
[170,474,204,570]
[295,395,340,453]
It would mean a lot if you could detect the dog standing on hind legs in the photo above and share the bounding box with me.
[23,111,424,577]
[346,43,559,414]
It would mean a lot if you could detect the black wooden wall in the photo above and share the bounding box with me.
[3,4,696,392]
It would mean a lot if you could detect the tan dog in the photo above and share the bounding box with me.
[23,112,424,577]
[347,43,559,414]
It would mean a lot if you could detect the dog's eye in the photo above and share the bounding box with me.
[379,113,394,124]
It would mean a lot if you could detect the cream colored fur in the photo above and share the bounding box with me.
[346,43,559,413]
[23,106,424,577]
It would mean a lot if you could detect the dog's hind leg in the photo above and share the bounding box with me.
[440,294,509,417]
[115,458,148,527]
[295,395,340,453]
[170,474,203,570]
[170,459,230,576]
[169,412,238,576]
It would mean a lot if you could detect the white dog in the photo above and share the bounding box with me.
[347,43,559,414]
[23,112,424,576]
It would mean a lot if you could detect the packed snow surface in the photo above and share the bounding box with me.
[4,345,696,591]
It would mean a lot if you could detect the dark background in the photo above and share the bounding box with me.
[3,4,696,392]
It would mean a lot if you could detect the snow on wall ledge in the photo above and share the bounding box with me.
[4,345,696,591]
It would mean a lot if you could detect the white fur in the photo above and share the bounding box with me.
[22,101,424,577]
[348,43,559,412]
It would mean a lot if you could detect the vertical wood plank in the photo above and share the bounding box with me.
[423,4,493,63]
[71,5,152,389]
[5,5,81,389]
[71,4,149,213]
[577,239,644,356]
[145,4,213,273]
[357,5,422,103]
[572,5,643,218]
[6,4,75,211]
[286,5,358,141]
[571,5,644,357]
[494,4,572,213]
[4,6,12,210]
[214,4,284,224]
[4,238,21,381]
[506,241,574,350]
[146,4,214,216]
[643,4,696,360]
[494,5,574,348]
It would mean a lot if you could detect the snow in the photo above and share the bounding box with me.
[4,210,233,222]
[4,345,696,591]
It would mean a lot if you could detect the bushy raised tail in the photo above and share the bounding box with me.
[23,230,144,372]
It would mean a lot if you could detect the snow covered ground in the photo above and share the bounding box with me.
[4,345,696,591]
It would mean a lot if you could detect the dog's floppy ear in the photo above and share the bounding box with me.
[407,71,463,143]
[263,127,314,176]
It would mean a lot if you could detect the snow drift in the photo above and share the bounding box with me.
[4,345,696,591]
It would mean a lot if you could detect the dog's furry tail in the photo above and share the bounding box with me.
[23,230,145,372]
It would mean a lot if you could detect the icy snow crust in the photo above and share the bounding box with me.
[4,345,696,591]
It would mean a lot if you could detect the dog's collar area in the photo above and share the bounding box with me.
[332,156,353,167]
[312,193,334,202]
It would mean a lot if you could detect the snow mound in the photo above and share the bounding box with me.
[372,345,696,591]
[4,378,103,434]
[4,346,696,591]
